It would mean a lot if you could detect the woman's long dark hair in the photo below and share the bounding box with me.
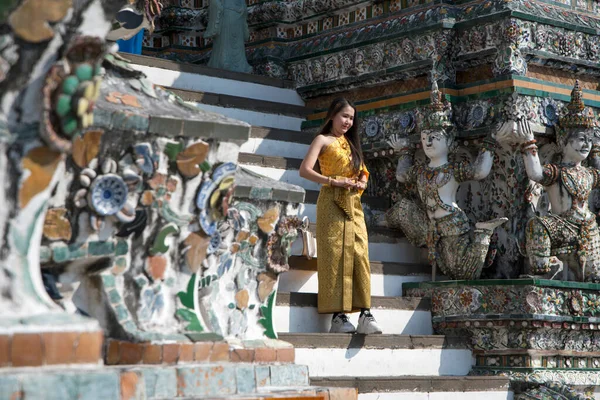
[318,97,364,171]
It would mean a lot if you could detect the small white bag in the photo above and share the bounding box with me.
[290,216,318,259]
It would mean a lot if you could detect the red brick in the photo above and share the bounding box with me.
[179,343,194,363]
[162,343,180,364]
[11,334,43,367]
[120,371,139,400]
[74,331,102,363]
[276,347,295,363]
[254,348,277,363]
[194,342,211,362]
[106,340,120,365]
[119,342,143,365]
[230,348,254,362]
[142,344,162,364]
[0,335,11,366]
[210,342,229,362]
[42,332,76,365]
[327,387,358,400]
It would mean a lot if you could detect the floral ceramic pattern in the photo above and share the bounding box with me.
[89,174,128,216]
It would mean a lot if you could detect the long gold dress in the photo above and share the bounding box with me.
[316,135,371,313]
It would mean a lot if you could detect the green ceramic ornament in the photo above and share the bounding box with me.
[62,115,78,136]
[62,76,79,95]
[55,94,72,117]
[75,64,93,81]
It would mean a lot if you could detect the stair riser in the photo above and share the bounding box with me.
[298,204,388,228]
[129,64,305,106]
[294,348,473,377]
[194,104,304,131]
[241,138,309,159]
[358,392,514,400]
[274,306,433,335]
[288,241,425,264]
[279,270,431,297]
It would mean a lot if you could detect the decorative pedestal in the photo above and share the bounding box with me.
[404,279,600,397]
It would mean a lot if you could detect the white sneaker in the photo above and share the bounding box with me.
[356,311,383,334]
[329,313,356,333]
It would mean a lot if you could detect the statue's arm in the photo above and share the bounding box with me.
[495,119,546,183]
[395,151,415,183]
[387,134,414,183]
[520,147,546,183]
[471,136,497,181]
[242,2,250,41]
[205,0,223,38]
[589,142,600,170]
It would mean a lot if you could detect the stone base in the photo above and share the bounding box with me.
[0,363,356,399]
[471,367,599,396]
[0,313,103,368]
[403,279,600,397]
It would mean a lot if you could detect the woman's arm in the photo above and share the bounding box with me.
[299,136,355,188]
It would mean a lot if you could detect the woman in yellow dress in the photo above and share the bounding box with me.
[299,98,382,334]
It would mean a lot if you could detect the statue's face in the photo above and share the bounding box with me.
[563,130,592,162]
[421,129,450,160]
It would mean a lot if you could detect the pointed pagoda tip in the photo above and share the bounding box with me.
[568,79,585,113]
[430,80,443,111]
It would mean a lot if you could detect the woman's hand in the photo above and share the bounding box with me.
[331,177,355,189]
[354,181,367,191]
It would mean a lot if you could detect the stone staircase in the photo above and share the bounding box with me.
[125,53,515,399]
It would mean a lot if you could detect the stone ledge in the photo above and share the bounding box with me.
[0,363,321,399]
[311,376,511,393]
[234,167,305,203]
[0,330,103,368]
[105,340,295,366]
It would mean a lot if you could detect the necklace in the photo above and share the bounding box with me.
[417,163,455,213]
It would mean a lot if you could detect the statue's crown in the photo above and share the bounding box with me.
[422,81,453,131]
[558,80,595,130]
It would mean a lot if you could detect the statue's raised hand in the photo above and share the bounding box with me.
[495,120,534,145]
[387,134,411,152]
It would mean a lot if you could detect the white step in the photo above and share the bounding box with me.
[193,103,305,131]
[280,334,473,378]
[279,258,433,297]
[279,268,432,297]
[128,60,305,106]
[240,138,309,159]
[275,292,433,335]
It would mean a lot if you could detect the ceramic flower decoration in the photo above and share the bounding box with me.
[74,157,141,230]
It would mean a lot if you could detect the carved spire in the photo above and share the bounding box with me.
[430,80,444,112]
[421,80,453,132]
[559,80,595,130]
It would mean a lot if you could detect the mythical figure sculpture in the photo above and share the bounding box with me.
[205,0,253,73]
[387,81,507,280]
[499,81,600,282]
